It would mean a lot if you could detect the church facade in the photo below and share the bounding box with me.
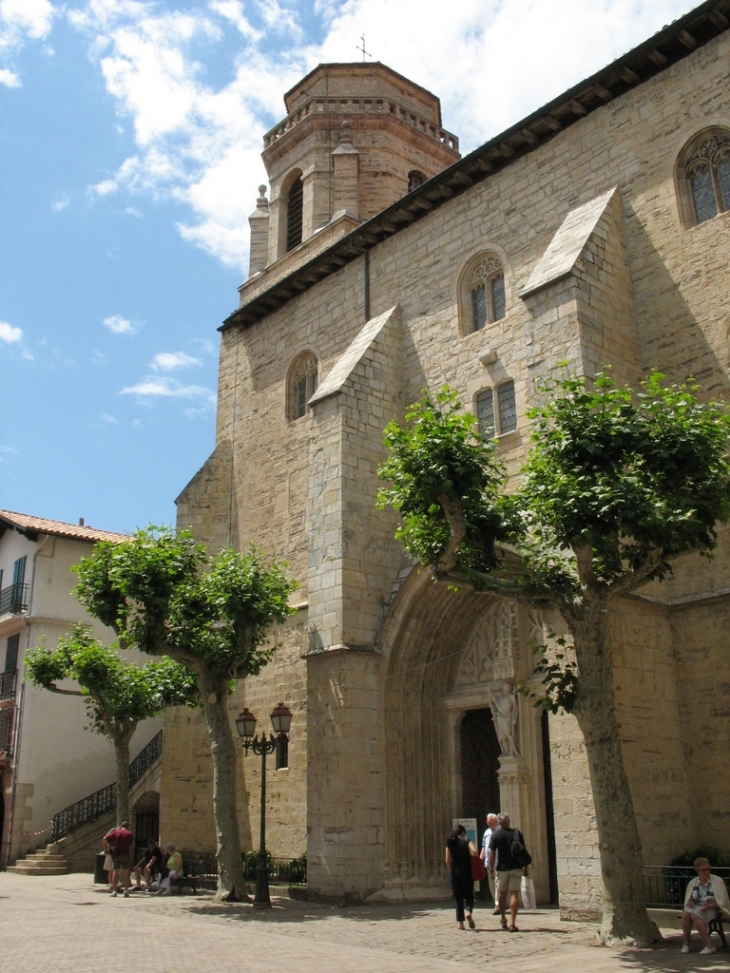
[166,1,730,913]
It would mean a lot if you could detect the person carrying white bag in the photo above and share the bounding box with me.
[520,871,536,912]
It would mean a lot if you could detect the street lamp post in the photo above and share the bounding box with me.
[235,702,292,909]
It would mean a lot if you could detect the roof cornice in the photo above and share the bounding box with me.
[222,0,730,332]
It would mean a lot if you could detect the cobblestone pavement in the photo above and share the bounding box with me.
[1,873,727,973]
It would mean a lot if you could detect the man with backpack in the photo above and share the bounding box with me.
[487,812,532,932]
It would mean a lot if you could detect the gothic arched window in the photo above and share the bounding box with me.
[476,380,516,437]
[676,128,730,227]
[287,352,318,422]
[286,173,304,251]
[459,253,506,334]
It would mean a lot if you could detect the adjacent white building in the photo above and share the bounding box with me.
[0,510,162,867]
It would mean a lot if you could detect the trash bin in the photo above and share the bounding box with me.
[94,852,107,884]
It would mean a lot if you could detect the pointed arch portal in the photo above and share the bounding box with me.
[377,566,557,903]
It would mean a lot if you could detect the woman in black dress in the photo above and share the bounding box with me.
[445,824,477,930]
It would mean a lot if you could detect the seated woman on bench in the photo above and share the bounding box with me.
[682,857,730,955]
[155,843,183,896]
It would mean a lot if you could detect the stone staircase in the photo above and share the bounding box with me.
[6,848,68,875]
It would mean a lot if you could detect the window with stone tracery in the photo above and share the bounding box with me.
[476,380,516,437]
[459,252,506,334]
[287,352,318,422]
[676,128,730,228]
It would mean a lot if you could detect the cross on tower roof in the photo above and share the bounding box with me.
[356,33,372,62]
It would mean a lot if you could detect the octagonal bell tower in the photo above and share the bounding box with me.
[247,62,460,278]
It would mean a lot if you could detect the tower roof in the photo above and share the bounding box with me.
[283,62,445,126]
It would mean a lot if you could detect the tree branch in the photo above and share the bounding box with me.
[435,493,467,573]
[47,683,85,697]
[610,546,666,597]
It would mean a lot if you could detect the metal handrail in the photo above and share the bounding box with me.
[0,582,29,615]
[129,729,162,788]
[50,730,163,843]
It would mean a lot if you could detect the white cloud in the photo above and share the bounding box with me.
[0,321,22,343]
[151,351,202,370]
[255,0,301,34]
[0,444,19,463]
[102,313,136,334]
[0,0,55,39]
[0,0,55,83]
[121,377,212,399]
[208,0,262,40]
[51,193,70,211]
[69,0,694,273]
[100,413,119,424]
[0,66,19,86]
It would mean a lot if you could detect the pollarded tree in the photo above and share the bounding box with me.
[25,629,197,823]
[377,373,730,945]
[71,528,297,902]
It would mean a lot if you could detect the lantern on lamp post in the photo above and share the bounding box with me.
[235,702,292,908]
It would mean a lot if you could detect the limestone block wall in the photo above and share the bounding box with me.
[672,592,730,850]
[308,306,404,652]
[572,191,641,386]
[306,648,383,900]
[548,711,601,917]
[610,597,691,864]
[160,611,308,861]
[176,439,234,554]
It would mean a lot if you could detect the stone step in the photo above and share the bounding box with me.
[6,863,68,875]
[25,853,67,862]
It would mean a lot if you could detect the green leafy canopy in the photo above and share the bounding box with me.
[25,627,198,736]
[73,526,298,679]
[377,387,513,572]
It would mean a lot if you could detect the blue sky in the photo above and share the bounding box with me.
[1,0,695,535]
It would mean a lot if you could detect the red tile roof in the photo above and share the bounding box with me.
[0,509,129,544]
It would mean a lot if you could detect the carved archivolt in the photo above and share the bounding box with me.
[456,600,519,686]
[454,600,548,758]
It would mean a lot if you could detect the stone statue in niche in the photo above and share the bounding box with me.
[490,680,520,757]
[456,600,519,687]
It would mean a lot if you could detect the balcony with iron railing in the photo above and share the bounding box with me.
[0,582,29,615]
[0,668,17,701]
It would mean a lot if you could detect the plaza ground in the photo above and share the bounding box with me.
[1,873,727,972]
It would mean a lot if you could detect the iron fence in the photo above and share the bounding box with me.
[643,865,730,907]
[182,852,307,890]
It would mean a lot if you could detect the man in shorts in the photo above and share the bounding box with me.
[488,812,530,932]
[103,820,134,898]
[133,838,164,891]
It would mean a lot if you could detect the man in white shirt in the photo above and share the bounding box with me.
[480,812,499,913]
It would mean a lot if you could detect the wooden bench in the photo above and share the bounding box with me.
[169,857,203,895]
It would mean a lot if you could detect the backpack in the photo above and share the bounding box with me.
[510,829,532,869]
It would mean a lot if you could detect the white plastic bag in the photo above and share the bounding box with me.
[520,875,536,912]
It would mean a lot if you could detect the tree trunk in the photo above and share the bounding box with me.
[112,726,133,825]
[571,601,660,945]
[198,670,249,902]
